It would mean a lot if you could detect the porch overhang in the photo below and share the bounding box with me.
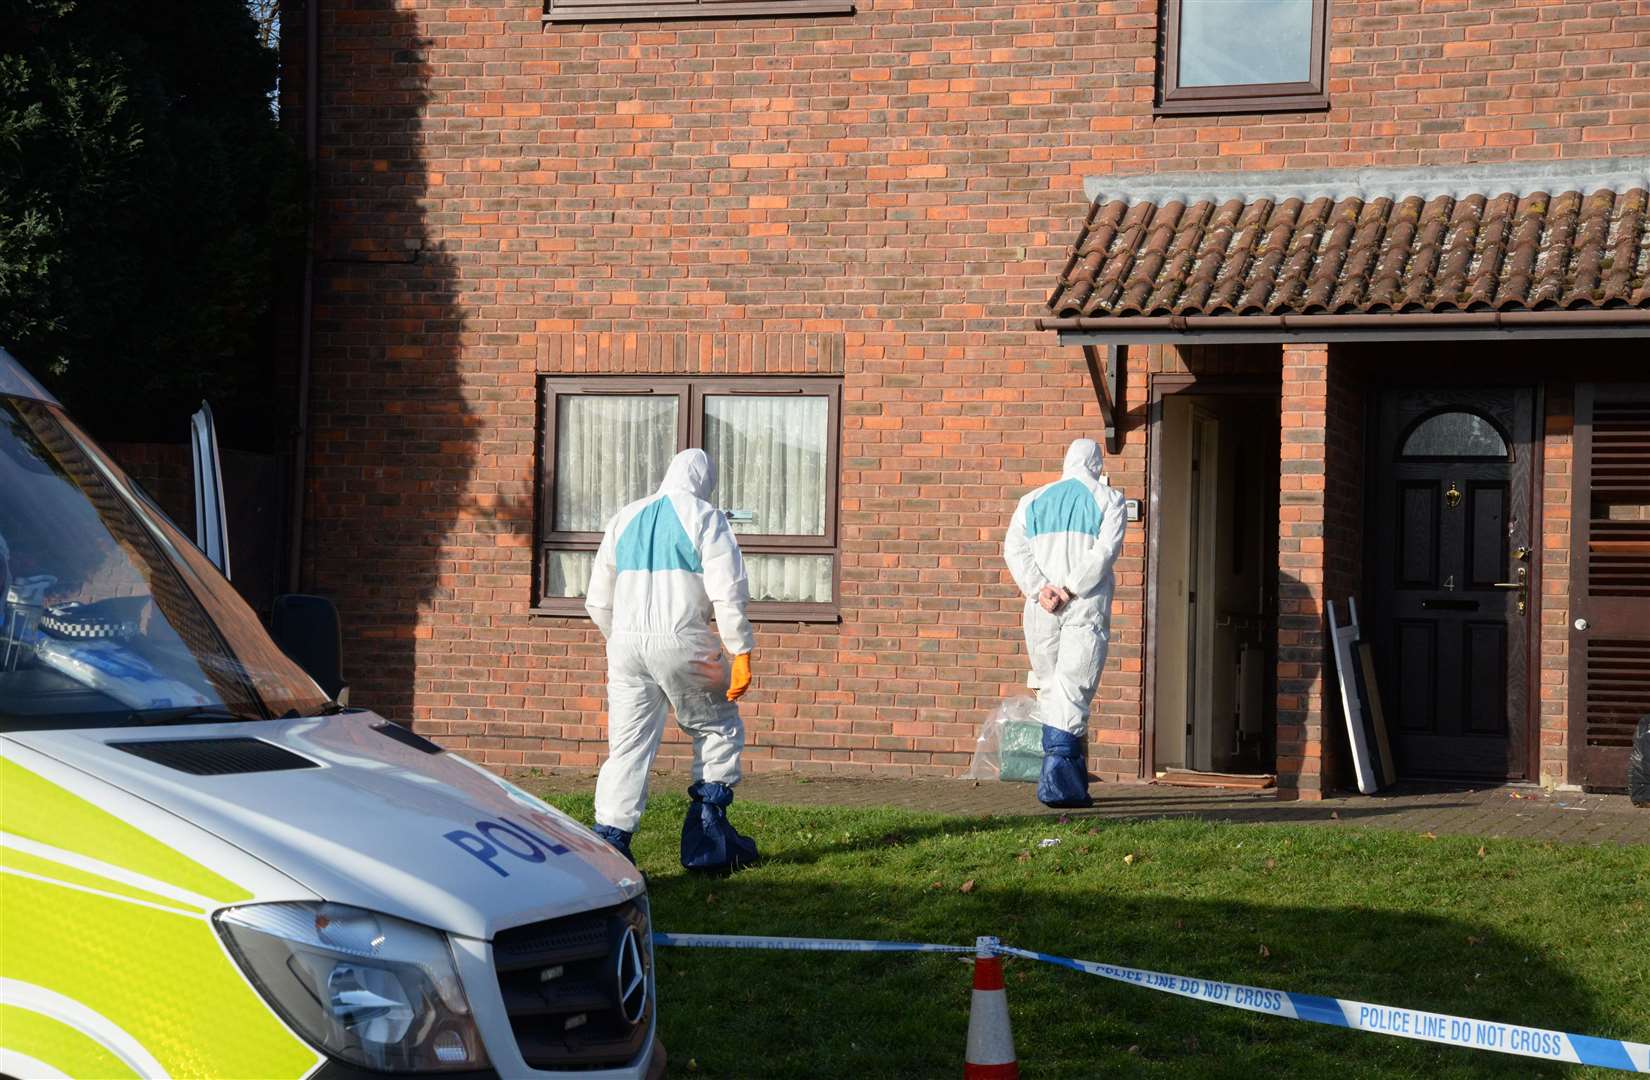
[1045,308,1650,346]
[1040,158,1650,346]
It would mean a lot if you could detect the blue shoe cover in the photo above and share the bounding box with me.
[1038,726,1093,809]
[681,782,759,872]
[592,824,635,863]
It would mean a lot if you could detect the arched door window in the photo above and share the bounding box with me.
[1399,410,1510,459]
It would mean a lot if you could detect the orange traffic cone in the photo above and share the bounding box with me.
[964,935,1018,1079]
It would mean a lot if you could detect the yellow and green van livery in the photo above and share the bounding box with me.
[1,747,320,1080]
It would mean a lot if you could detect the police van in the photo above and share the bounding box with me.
[0,348,665,1080]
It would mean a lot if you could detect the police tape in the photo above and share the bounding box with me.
[653,932,1650,1072]
[990,944,1650,1073]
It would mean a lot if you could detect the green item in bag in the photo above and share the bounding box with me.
[999,718,1044,782]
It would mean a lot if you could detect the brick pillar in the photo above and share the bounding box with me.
[1538,383,1573,786]
[1277,344,1363,800]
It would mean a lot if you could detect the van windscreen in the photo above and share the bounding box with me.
[0,399,331,730]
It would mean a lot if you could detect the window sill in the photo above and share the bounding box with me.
[543,0,852,21]
[1154,92,1330,117]
[532,602,841,625]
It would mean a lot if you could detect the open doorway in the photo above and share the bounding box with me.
[1150,385,1280,777]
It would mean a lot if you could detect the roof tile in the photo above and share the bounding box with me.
[1048,177,1650,320]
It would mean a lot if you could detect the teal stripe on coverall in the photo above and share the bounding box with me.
[615,496,703,573]
[1027,478,1101,537]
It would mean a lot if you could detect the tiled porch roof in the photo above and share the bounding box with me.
[1046,159,1650,323]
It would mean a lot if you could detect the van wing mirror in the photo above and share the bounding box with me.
[190,401,231,578]
[271,594,348,704]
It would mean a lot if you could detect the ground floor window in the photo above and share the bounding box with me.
[536,376,842,620]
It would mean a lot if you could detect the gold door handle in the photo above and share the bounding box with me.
[1491,567,1527,613]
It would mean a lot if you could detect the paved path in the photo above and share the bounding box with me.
[524,771,1648,846]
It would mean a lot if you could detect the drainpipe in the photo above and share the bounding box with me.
[287,0,319,594]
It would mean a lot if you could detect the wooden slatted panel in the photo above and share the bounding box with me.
[1586,400,1650,598]
[1583,638,1650,750]
[1589,400,1650,496]
[1572,385,1650,791]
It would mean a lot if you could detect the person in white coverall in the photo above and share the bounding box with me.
[585,448,759,871]
[1003,438,1127,808]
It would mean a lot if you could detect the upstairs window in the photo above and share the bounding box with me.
[537,377,842,621]
[1158,0,1330,115]
[544,0,852,23]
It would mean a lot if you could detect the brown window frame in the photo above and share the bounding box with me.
[1156,0,1330,116]
[543,0,852,23]
[535,375,843,623]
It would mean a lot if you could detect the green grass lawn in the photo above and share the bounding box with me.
[537,791,1649,1080]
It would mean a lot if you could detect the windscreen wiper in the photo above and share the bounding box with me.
[128,706,264,727]
[274,702,348,720]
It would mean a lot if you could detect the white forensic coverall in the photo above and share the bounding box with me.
[586,449,755,833]
[1002,438,1128,736]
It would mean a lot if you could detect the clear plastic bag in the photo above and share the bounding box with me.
[965,697,1044,782]
[1631,715,1649,808]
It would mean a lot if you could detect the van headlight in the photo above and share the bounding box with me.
[217,902,489,1072]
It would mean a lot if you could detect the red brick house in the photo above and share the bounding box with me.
[283,0,1650,799]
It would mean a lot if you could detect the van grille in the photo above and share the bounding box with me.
[492,899,652,1070]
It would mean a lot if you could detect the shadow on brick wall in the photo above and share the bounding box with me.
[298,4,472,723]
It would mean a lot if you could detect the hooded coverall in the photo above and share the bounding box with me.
[586,449,757,864]
[1003,438,1127,805]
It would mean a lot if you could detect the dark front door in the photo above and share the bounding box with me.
[1371,387,1536,780]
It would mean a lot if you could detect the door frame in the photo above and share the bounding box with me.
[1143,374,1282,779]
[1186,404,1221,771]
[1360,378,1546,783]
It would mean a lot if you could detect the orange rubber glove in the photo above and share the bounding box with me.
[727,653,752,702]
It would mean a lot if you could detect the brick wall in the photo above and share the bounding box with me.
[295,0,1650,783]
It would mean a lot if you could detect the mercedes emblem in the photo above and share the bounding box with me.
[614,925,647,1025]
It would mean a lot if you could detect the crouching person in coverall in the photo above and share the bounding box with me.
[585,448,759,872]
[1003,438,1127,809]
